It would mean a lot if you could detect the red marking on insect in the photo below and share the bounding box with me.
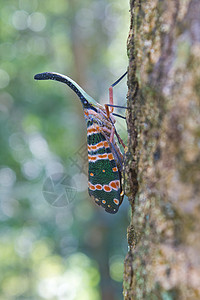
[113,198,119,205]
[88,153,109,162]
[98,154,107,159]
[108,153,114,161]
[87,128,97,134]
[96,184,102,190]
[104,141,109,148]
[88,144,97,151]
[89,182,96,190]
[88,155,97,161]
[103,185,112,192]
[87,125,100,135]
[88,142,103,151]
[110,181,118,190]
[89,180,120,192]
[116,181,120,188]
[87,141,109,152]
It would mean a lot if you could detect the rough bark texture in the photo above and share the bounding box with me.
[124,0,200,299]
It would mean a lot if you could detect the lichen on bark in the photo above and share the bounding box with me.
[124,0,200,299]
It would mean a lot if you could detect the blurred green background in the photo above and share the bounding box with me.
[0,0,129,299]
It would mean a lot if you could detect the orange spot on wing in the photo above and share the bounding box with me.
[115,180,120,187]
[102,200,106,204]
[113,198,119,205]
[90,173,94,176]
[112,167,118,172]
[89,183,95,190]
[87,128,97,134]
[104,141,109,148]
[110,181,117,189]
[88,142,104,152]
[98,154,108,159]
[102,170,105,173]
[103,185,111,192]
[87,125,100,135]
[88,155,97,161]
[96,142,103,149]
[96,184,102,190]
[108,153,114,160]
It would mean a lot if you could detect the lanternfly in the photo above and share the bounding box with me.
[34,71,127,214]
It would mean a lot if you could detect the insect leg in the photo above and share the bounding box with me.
[107,71,128,117]
[109,124,125,149]
[111,71,128,88]
[114,128,126,149]
[106,104,129,109]
[109,126,115,143]
[112,113,126,119]
[109,86,114,113]
[104,104,110,119]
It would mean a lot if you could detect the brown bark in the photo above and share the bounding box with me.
[124,0,200,299]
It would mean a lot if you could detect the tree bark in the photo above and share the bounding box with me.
[124,0,200,299]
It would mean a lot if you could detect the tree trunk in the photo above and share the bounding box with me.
[124,0,200,299]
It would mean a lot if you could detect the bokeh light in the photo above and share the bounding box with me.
[0,0,129,299]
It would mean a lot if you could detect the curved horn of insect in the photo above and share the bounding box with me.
[34,72,97,107]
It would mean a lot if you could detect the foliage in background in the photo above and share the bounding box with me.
[0,0,129,299]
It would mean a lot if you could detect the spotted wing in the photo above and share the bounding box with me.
[87,120,122,214]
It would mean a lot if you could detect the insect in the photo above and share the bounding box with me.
[34,71,127,214]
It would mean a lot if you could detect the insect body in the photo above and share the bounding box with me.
[34,72,126,214]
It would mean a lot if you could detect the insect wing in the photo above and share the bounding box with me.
[87,121,121,214]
